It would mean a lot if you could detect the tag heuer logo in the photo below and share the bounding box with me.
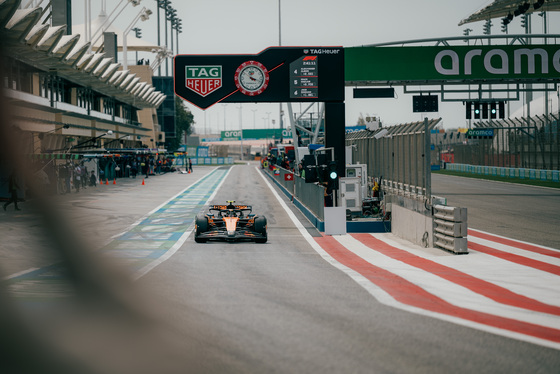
[186,66,222,97]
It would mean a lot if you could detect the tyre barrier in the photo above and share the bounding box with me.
[433,204,468,254]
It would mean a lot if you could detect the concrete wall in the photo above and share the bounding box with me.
[388,194,433,248]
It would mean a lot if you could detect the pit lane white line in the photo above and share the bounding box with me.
[3,267,40,280]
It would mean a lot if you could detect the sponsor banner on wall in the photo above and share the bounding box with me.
[345,45,560,83]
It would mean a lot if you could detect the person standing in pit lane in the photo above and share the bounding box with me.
[3,169,21,211]
[73,163,81,193]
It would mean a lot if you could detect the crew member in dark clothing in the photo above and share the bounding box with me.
[3,170,21,211]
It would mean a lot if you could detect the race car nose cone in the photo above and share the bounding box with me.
[227,231,235,237]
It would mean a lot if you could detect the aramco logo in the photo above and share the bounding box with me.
[185,66,222,97]
[434,47,560,76]
[223,131,242,139]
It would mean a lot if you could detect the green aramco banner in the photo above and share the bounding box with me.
[345,44,560,83]
[221,128,292,140]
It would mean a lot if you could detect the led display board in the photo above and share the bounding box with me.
[174,47,344,109]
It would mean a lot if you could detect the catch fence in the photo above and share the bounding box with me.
[345,119,441,198]
[449,114,560,170]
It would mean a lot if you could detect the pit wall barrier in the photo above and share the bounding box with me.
[175,157,234,167]
[261,166,390,234]
[386,193,433,248]
[445,163,560,183]
[261,166,325,231]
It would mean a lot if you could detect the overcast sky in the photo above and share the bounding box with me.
[71,0,560,134]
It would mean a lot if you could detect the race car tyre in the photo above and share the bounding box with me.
[195,215,208,243]
[255,233,267,243]
[254,216,266,233]
[254,216,267,243]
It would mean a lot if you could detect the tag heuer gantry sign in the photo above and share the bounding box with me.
[174,47,344,109]
[185,66,222,97]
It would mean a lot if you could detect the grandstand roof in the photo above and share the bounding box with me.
[459,0,560,25]
[0,0,166,109]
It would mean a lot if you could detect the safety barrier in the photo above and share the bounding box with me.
[445,163,560,183]
[261,165,325,231]
[433,205,468,254]
[345,118,442,201]
[262,165,325,221]
[262,165,391,233]
[451,114,560,171]
[185,157,234,165]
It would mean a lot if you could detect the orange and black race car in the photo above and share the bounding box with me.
[194,201,267,243]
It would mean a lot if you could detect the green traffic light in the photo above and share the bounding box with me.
[328,161,337,180]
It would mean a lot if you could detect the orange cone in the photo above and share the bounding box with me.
[100,178,103,185]
[142,178,145,185]
[105,179,109,185]
[113,178,116,185]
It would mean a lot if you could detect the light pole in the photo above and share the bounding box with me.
[132,27,141,63]
[221,103,227,132]
[165,5,177,76]
[156,0,173,75]
[122,7,152,70]
[238,104,244,161]
[215,110,219,136]
[278,0,283,142]
[266,112,271,129]
[156,0,169,76]
[89,0,142,52]
[278,0,282,46]
[168,12,175,59]
[173,18,182,55]
[251,109,257,129]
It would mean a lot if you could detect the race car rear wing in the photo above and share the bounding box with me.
[209,204,252,211]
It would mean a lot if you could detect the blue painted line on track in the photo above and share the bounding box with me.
[6,167,230,302]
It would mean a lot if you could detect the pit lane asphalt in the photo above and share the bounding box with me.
[0,166,219,278]
[2,163,559,373]
[135,163,560,373]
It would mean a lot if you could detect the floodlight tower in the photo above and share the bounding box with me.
[122,7,152,70]
[88,0,142,52]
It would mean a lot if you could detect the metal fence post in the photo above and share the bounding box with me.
[424,117,431,202]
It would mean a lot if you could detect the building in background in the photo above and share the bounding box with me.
[1,0,167,158]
